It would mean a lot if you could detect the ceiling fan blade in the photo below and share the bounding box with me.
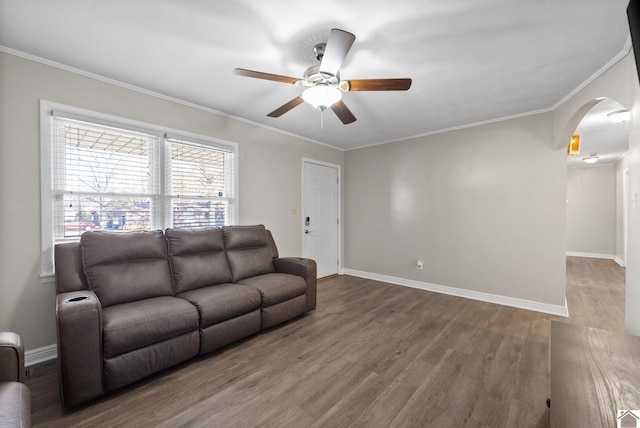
[234,68,299,85]
[319,29,356,77]
[341,78,412,91]
[330,100,357,124]
[267,96,305,118]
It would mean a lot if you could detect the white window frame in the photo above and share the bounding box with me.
[39,100,238,280]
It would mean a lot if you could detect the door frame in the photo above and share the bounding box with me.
[301,158,342,275]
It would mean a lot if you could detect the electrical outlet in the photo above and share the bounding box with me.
[417,260,423,270]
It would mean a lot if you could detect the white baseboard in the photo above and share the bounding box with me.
[25,344,57,367]
[24,265,577,365]
[343,269,569,317]
[566,252,626,267]
[566,251,614,259]
[613,256,625,267]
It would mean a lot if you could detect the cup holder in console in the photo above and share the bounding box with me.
[65,296,90,303]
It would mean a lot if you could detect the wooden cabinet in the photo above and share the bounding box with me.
[550,321,640,427]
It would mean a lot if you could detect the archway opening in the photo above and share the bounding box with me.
[565,97,629,331]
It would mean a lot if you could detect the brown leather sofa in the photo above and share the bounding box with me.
[54,225,316,408]
[0,332,31,427]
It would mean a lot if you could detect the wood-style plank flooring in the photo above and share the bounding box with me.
[26,256,625,427]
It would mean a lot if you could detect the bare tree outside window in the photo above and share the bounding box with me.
[55,122,155,239]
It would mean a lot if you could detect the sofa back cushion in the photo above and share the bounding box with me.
[165,227,232,293]
[265,230,279,260]
[81,230,174,307]
[223,225,275,282]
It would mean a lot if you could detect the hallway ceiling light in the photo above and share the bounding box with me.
[583,155,599,164]
[607,109,630,123]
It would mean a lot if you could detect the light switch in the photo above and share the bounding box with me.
[291,207,297,215]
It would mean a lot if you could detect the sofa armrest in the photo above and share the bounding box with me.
[0,332,25,383]
[274,257,317,312]
[56,290,104,408]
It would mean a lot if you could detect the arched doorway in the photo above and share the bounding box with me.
[564,97,630,331]
[566,98,630,264]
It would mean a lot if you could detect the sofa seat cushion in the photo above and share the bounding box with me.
[102,296,199,358]
[103,331,199,392]
[236,273,307,307]
[0,382,31,428]
[178,284,261,327]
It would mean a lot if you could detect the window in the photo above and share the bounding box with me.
[40,102,237,277]
[165,135,236,229]
[51,117,160,239]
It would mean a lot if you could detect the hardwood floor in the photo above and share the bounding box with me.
[26,256,625,427]
[564,256,625,332]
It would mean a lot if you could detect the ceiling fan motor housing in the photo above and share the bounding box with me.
[302,65,340,86]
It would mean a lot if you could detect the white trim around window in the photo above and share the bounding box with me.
[39,100,239,280]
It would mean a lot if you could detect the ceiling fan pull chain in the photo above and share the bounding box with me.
[320,108,324,128]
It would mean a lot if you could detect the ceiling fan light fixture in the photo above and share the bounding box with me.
[301,85,342,110]
[583,155,599,164]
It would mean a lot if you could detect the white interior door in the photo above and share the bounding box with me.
[303,160,339,278]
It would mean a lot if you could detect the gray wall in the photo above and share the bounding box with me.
[343,51,640,335]
[0,52,344,350]
[344,113,568,306]
[566,165,616,256]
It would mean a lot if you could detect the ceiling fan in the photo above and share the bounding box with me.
[233,28,412,125]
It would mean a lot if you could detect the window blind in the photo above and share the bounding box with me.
[51,116,160,240]
[165,136,236,228]
[43,104,239,277]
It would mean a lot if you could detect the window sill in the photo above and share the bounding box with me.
[40,273,55,284]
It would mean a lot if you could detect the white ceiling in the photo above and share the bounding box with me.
[568,98,630,168]
[0,0,632,152]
